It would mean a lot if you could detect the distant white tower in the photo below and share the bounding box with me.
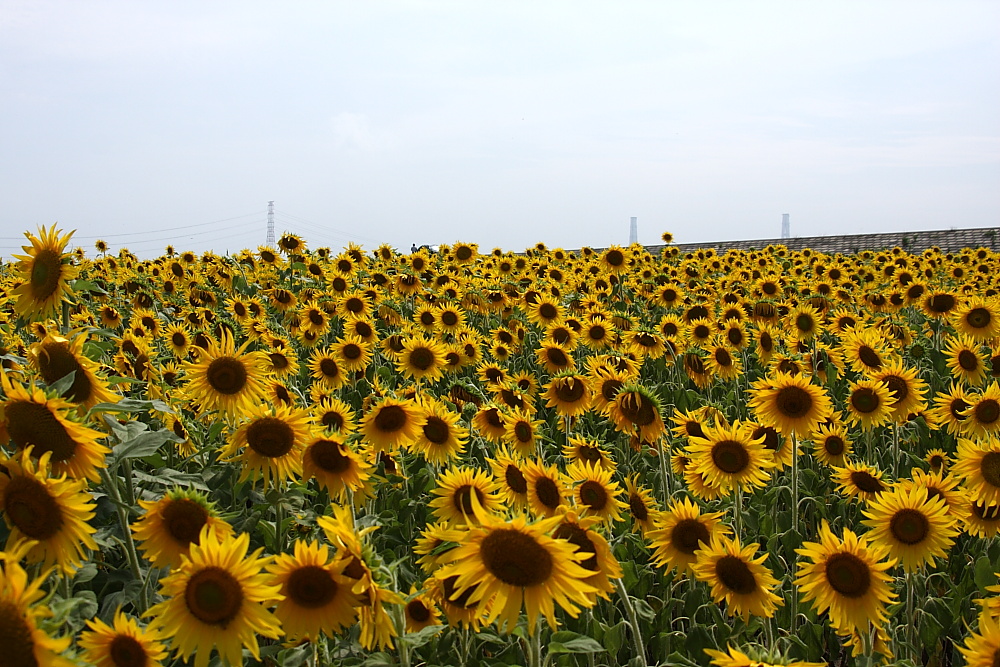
[266,201,275,247]
[781,213,790,239]
[629,217,637,244]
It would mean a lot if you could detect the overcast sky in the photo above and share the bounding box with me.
[2,1,998,258]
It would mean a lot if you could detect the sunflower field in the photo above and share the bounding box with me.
[2,225,1000,667]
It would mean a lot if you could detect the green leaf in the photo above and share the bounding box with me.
[111,430,178,466]
[399,624,444,648]
[548,631,605,654]
[89,398,173,414]
[919,609,944,648]
[974,556,999,591]
[71,279,108,295]
[47,370,77,397]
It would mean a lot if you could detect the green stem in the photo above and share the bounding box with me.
[613,578,646,666]
[273,496,285,554]
[658,434,672,508]
[99,468,148,613]
[790,432,799,635]
[906,570,917,663]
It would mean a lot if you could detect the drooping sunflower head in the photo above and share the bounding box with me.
[132,488,232,569]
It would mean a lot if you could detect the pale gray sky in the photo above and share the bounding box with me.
[2,1,998,258]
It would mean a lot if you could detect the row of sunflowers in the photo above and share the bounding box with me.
[1,225,999,667]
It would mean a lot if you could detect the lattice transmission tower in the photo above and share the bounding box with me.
[266,201,275,247]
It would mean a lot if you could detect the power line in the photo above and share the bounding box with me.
[0,211,263,241]
[272,208,386,245]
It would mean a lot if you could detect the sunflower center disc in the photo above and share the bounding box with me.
[539,303,558,319]
[343,344,362,360]
[409,348,434,371]
[884,376,909,403]
[184,567,244,627]
[480,528,554,587]
[406,599,431,622]
[3,476,64,540]
[0,600,37,667]
[109,634,148,667]
[579,481,608,510]
[981,452,1000,489]
[753,427,781,452]
[310,440,352,473]
[287,565,338,609]
[162,498,209,546]
[3,401,78,463]
[629,493,649,521]
[824,436,845,456]
[534,477,562,509]
[851,388,881,414]
[715,555,758,595]
[453,484,485,516]
[319,358,339,378]
[553,523,598,571]
[246,417,295,458]
[850,471,885,494]
[672,519,711,555]
[30,249,61,299]
[36,341,92,403]
[206,357,248,395]
[374,405,407,433]
[601,379,623,402]
[858,346,882,369]
[966,307,991,329]
[890,508,930,545]
[715,349,732,366]
[975,399,1000,425]
[824,553,871,598]
[958,350,980,371]
[555,379,585,403]
[513,421,532,444]
[442,575,478,608]
[321,411,345,430]
[776,385,813,419]
[504,465,528,494]
[546,348,568,367]
[712,441,751,474]
[423,417,451,445]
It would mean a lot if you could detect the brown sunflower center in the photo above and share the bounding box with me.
[775,385,813,419]
[966,307,991,330]
[184,566,244,627]
[409,347,435,371]
[546,347,569,367]
[618,392,656,426]
[890,508,930,545]
[589,324,607,341]
[3,401,78,463]
[714,348,733,367]
[716,555,758,595]
[579,480,608,511]
[423,417,451,445]
[309,440,352,473]
[534,477,562,509]
[206,357,248,395]
[685,422,706,439]
[108,634,148,667]
[2,475,63,540]
[161,497,209,546]
[480,528,554,587]
[452,484,486,516]
[35,341,94,404]
[824,435,845,456]
[553,523,598,570]
[246,417,295,458]
[711,441,750,474]
[407,598,432,622]
[672,518,711,554]
[795,314,815,333]
[321,411,345,430]
[554,378,586,403]
[342,344,362,360]
[883,376,908,404]
[374,405,407,433]
[605,250,625,267]
[442,575,478,608]
[975,399,1000,425]
[286,565,338,609]
[981,452,1000,489]
[29,249,62,300]
[539,303,558,320]
[857,346,881,369]
[501,464,528,495]
[752,426,781,452]
[850,471,885,494]
[0,600,39,667]
[824,552,871,598]
[958,349,981,371]
[600,378,624,403]
[629,493,649,521]
[928,294,956,313]
[319,358,340,378]
[512,421,533,444]
[851,388,882,414]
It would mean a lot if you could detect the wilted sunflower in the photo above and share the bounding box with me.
[0,540,74,667]
[692,534,783,621]
[409,398,468,464]
[834,462,887,502]
[436,511,599,633]
[749,372,833,437]
[961,383,1000,440]
[795,520,897,635]
[687,421,773,495]
[0,371,110,482]
[221,403,311,488]
[11,224,79,321]
[132,488,232,569]
[607,384,667,442]
[182,329,269,417]
[78,610,168,667]
[952,297,1000,341]
[28,331,119,409]
[862,485,959,572]
[266,539,359,641]
[647,497,729,576]
[147,527,282,667]
[361,396,421,452]
[844,378,896,431]
[954,437,1000,505]
[428,466,501,526]
[522,458,570,518]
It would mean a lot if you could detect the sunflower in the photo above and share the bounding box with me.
[409,398,468,464]
[704,645,826,667]
[623,475,660,534]
[566,461,627,524]
[834,462,887,502]
[471,404,508,443]
[952,297,1000,341]
[925,448,951,474]
[808,422,853,468]
[961,383,1000,440]
[397,335,448,383]
[78,610,169,667]
[146,527,283,667]
[266,539,359,641]
[404,585,442,633]
[687,421,773,495]
[749,372,833,437]
[647,497,729,576]
[954,437,1000,505]
[425,572,488,630]
[132,488,233,569]
[221,402,311,488]
[0,371,110,482]
[501,408,543,458]
[543,371,592,418]
[307,347,347,390]
[671,407,709,441]
[535,342,575,374]
[870,359,928,421]
[839,327,893,374]
[0,449,97,572]
[181,329,270,417]
[551,508,622,601]
[435,511,599,633]
[929,383,975,436]
[488,447,530,510]
[862,484,959,572]
[964,499,1000,538]
[607,384,667,442]
[28,331,119,409]
[692,534,782,621]
[959,612,1000,667]
[705,340,743,382]
[743,421,792,470]
[522,458,570,518]
[311,395,356,435]
[0,540,74,667]
[563,435,616,472]
[331,336,374,374]
[428,466,501,526]
[945,335,988,386]
[11,224,78,321]
[301,434,371,501]
[361,396,421,452]
[795,520,897,634]
[844,378,896,431]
